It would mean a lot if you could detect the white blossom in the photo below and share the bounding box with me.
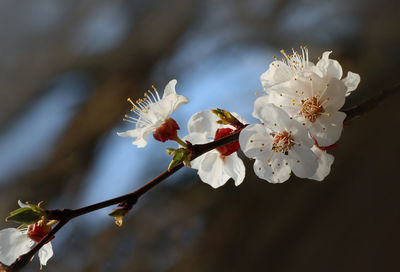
[0,204,53,268]
[239,103,318,183]
[117,79,189,147]
[184,110,246,188]
[258,48,359,146]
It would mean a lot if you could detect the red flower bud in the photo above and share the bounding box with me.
[214,128,240,156]
[28,221,53,243]
[153,118,180,142]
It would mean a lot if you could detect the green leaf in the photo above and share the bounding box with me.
[6,208,44,224]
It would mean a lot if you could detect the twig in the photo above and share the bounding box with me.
[343,83,400,122]
[5,126,244,272]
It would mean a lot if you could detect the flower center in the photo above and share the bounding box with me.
[300,96,324,123]
[214,128,240,157]
[272,131,295,153]
[28,220,52,243]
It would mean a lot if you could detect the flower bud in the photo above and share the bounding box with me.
[214,128,240,156]
[153,118,180,142]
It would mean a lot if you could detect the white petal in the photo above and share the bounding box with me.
[38,242,53,266]
[117,126,154,148]
[308,146,334,181]
[253,103,294,131]
[320,77,347,112]
[183,132,209,170]
[288,145,318,178]
[291,124,314,148]
[255,92,299,118]
[162,79,177,97]
[155,80,189,117]
[316,51,343,80]
[253,153,291,183]
[223,153,245,186]
[342,71,360,96]
[239,124,273,160]
[183,132,209,145]
[117,128,141,138]
[18,200,30,208]
[309,111,346,146]
[260,60,294,88]
[187,111,220,138]
[197,152,230,188]
[0,228,32,266]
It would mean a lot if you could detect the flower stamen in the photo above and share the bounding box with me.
[300,96,325,123]
[271,131,295,153]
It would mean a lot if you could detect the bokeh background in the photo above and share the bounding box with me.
[0,0,399,271]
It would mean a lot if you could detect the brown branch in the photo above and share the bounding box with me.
[343,83,400,122]
[5,126,244,272]
[6,81,400,271]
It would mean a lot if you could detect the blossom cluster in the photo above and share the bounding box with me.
[240,47,360,183]
[0,47,360,269]
[116,47,359,185]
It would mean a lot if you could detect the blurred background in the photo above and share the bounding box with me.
[0,0,399,271]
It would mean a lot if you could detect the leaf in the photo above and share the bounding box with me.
[6,208,43,224]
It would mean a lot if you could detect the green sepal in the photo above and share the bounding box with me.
[108,209,127,217]
[168,148,191,170]
[212,108,242,128]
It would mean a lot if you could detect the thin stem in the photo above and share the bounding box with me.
[5,127,244,271]
[173,136,187,148]
[7,82,399,271]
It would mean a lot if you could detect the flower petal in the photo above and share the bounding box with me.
[197,152,230,188]
[239,124,273,160]
[253,103,297,132]
[260,61,294,88]
[320,77,347,112]
[0,228,32,266]
[38,242,53,266]
[288,145,318,178]
[183,132,210,170]
[316,51,343,80]
[223,153,245,186]
[117,126,154,148]
[253,153,291,183]
[342,71,360,96]
[308,146,334,181]
[187,111,220,138]
[18,200,30,208]
[309,111,346,146]
[162,79,177,97]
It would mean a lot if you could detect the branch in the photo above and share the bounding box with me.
[6,81,399,271]
[5,127,244,272]
[343,83,400,122]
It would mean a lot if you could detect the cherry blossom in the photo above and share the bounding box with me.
[257,48,360,146]
[239,103,318,183]
[184,110,245,188]
[0,202,53,268]
[117,79,189,147]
